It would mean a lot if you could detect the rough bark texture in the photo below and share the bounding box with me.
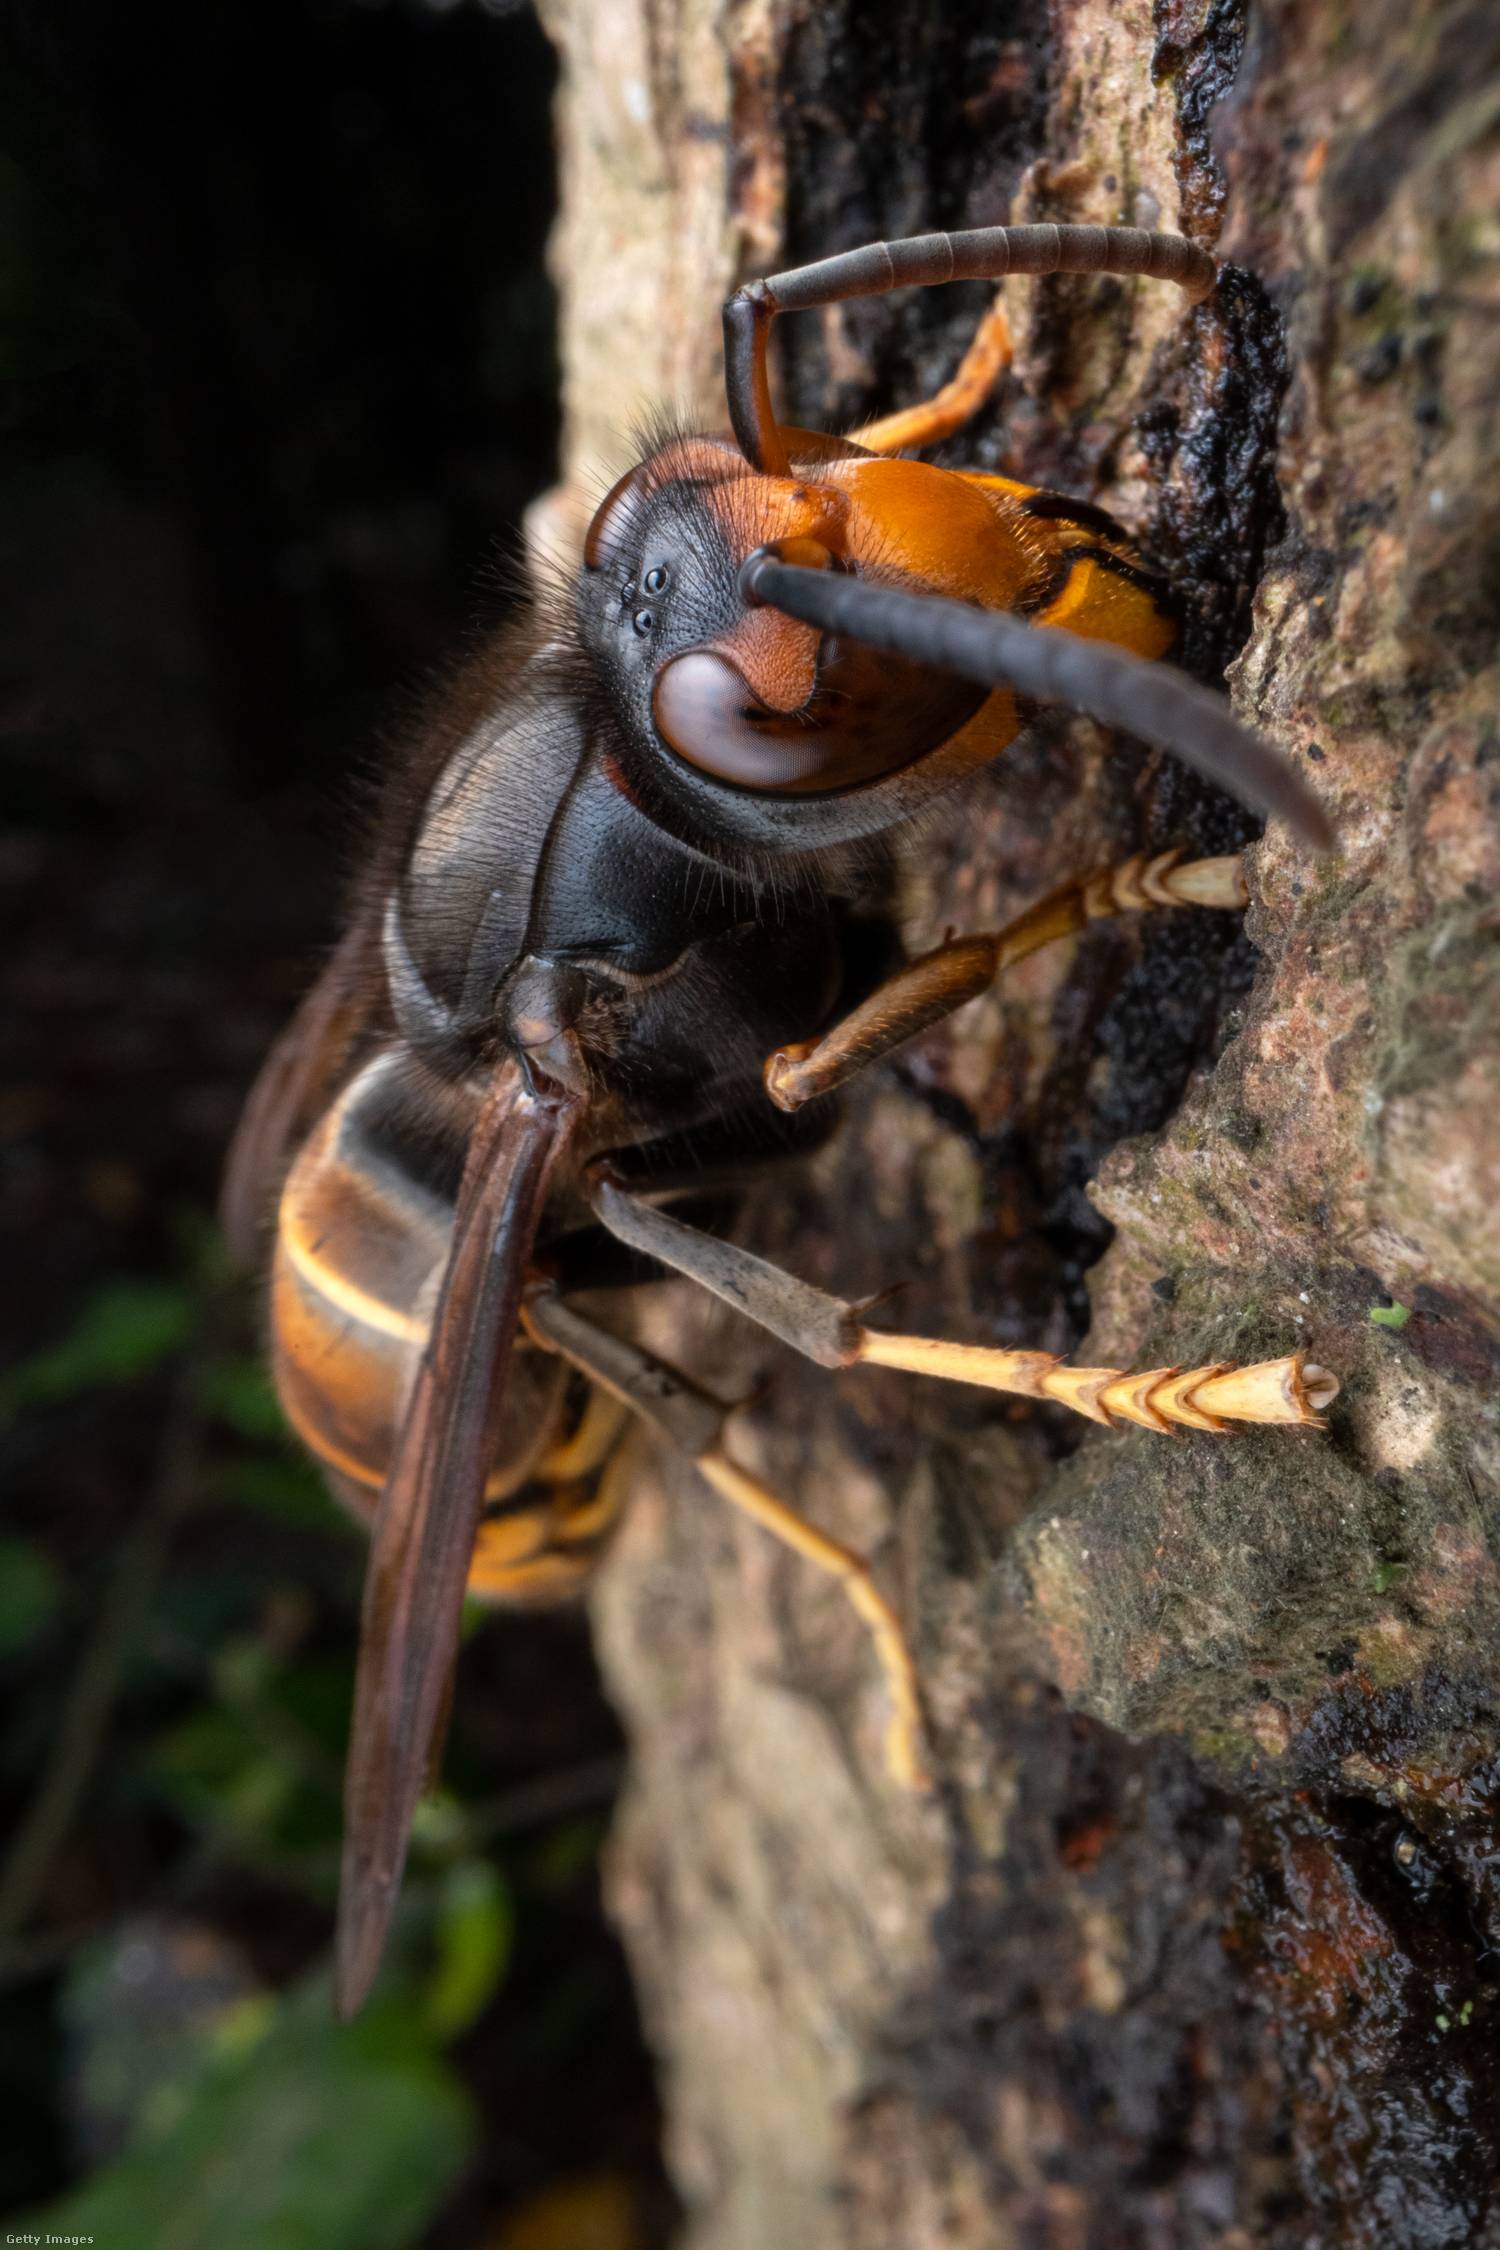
[536,3,1500,2242]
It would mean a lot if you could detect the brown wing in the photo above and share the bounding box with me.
[334,1059,579,2020]
[220,901,384,1269]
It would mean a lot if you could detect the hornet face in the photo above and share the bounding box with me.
[574,434,1042,806]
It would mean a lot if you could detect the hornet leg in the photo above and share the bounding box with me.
[763,850,1247,1112]
[523,1289,928,1791]
[851,296,1013,455]
[586,1177,1338,1434]
[725,221,1215,474]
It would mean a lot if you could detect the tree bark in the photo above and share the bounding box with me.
[535,3,1500,2242]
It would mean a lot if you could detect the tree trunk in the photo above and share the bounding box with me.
[535,3,1500,2242]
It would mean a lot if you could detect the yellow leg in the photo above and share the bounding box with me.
[695,1444,926,1790]
[588,1178,1340,1436]
[765,848,1249,1112]
[854,1334,1338,1432]
[524,1292,930,1791]
[538,1389,630,1481]
[851,295,1013,454]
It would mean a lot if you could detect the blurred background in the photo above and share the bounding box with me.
[1,1,675,2240]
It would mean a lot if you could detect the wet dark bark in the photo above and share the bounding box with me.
[539,3,1500,2242]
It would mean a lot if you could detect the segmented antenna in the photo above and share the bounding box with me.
[740,553,1333,849]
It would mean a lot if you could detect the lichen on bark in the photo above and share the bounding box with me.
[536,1,1500,2240]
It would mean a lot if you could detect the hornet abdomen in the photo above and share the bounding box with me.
[271,1051,629,1604]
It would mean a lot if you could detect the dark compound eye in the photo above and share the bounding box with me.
[643,564,671,595]
[632,608,655,636]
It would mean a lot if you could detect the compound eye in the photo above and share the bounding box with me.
[633,609,655,637]
[655,653,834,789]
[643,564,671,595]
[653,640,987,796]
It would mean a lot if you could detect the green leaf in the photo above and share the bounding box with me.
[145,1707,294,1839]
[169,1206,237,1290]
[1369,1301,1411,1330]
[410,1791,468,1855]
[529,1814,608,1894]
[60,1921,261,2160]
[18,1976,474,2250]
[0,1279,192,1422]
[425,1859,513,2040]
[209,1455,345,1533]
[0,1535,63,1656]
[201,1357,294,1445]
